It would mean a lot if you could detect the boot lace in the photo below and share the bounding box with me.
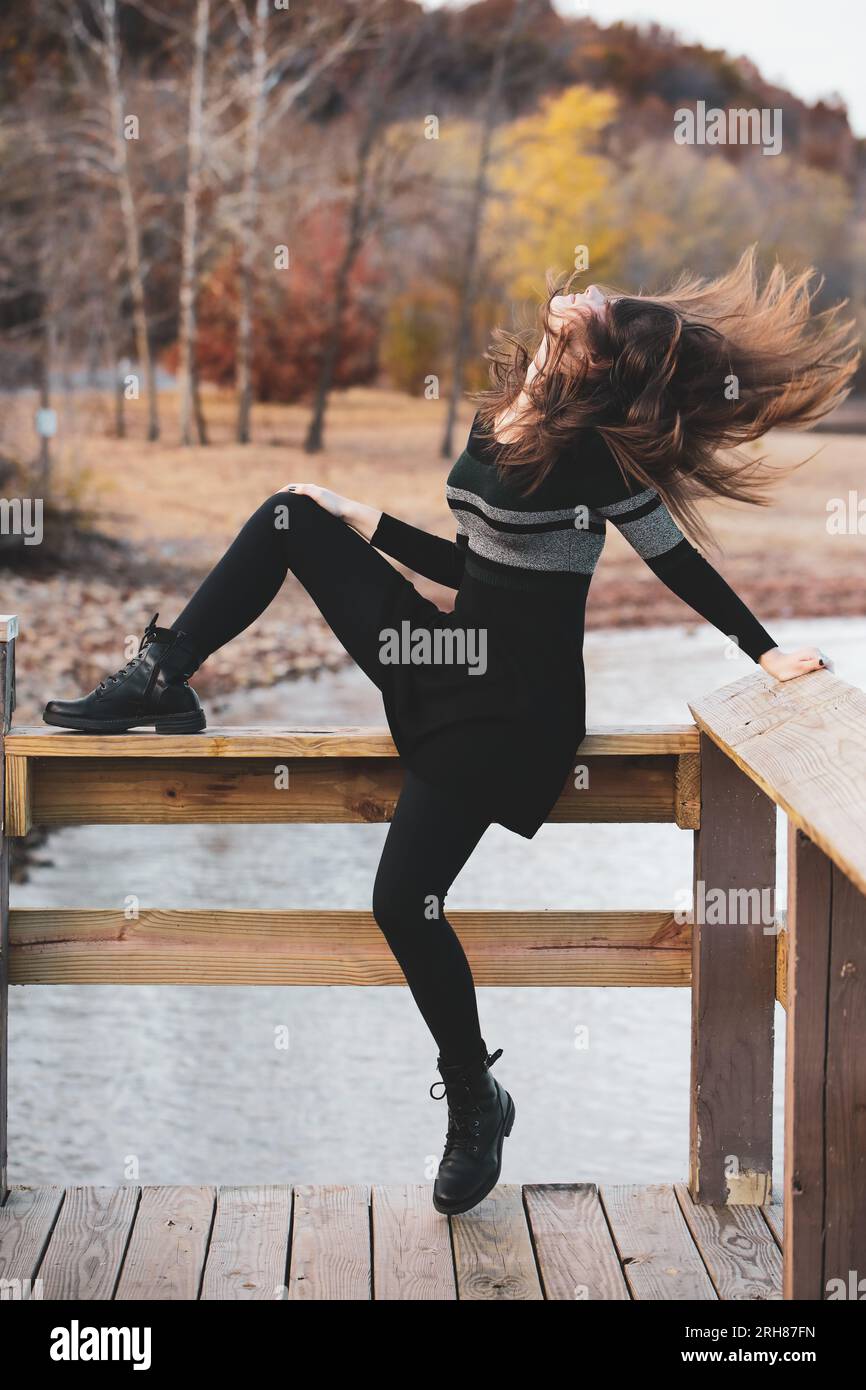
[96,613,162,693]
[429,1048,503,1157]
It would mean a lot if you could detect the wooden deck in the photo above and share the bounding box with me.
[0,1182,784,1301]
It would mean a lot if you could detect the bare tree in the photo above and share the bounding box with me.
[440,0,536,459]
[177,0,210,445]
[233,0,268,445]
[304,15,431,454]
[227,0,373,444]
[100,0,161,440]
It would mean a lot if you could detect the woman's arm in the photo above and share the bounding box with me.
[368,511,466,589]
[598,486,826,677]
[280,482,466,589]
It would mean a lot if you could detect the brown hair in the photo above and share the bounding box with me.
[473,247,860,546]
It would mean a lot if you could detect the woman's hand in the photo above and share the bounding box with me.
[759,645,832,681]
[279,483,382,542]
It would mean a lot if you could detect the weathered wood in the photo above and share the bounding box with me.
[0,1183,787,1299]
[762,1197,784,1249]
[288,1185,370,1300]
[15,753,686,828]
[0,1185,63,1295]
[451,1184,543,1301]
[785,825,866,1299]
[674,751,701,830]
[200,1185,291,1301]
[783,826,832,1300]
[775,921,788,1009]
[5,723,699,759]
[523,1183,629,1300]
[689,668,866,897]
[689,733,775,1206]
[38,1185,140,1299]
[4,755,30,838]
[114,1185,215,1301]
[0,624,15,1199]
[8,907,691,986]
[674,1183,782,1300]
[823,859,866,1298]
[601,1183,717,1301]
[371,1185,456,1301]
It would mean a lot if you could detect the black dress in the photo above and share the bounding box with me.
[370,413,777,838]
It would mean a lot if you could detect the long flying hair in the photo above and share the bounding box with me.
[473,247,860,546]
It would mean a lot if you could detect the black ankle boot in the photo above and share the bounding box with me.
[430,1044,515,1216]
[43,613,206,734]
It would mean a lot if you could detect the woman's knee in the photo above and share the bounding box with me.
[254,489,320,537]
[372,868,445,939]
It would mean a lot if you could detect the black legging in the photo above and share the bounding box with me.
[172,492,491,1066]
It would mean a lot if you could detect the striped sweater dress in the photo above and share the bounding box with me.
[370,412,777,838]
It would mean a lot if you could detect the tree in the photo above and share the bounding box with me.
[177,0,210,446]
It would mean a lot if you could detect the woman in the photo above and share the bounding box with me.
[44,249,858,1216]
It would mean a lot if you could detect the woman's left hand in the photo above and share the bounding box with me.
[759,646,832,681]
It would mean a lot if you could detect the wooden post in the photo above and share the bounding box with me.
[785,824,866,1299]
[0,614,18,1200]
[689,733,776,1205]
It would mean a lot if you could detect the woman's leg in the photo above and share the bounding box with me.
[372,769,491,1065]
[171,490,406,687]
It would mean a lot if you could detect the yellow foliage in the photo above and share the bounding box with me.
[487,86,621,300]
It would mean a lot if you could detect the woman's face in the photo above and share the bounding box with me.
[548,283,610,333]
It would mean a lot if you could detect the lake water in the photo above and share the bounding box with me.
[9,616,866,1190]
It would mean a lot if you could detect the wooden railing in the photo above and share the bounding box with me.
[1,612,864,1300]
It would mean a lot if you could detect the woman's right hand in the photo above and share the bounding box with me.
[279,483,382,542]
[759,646,831,681]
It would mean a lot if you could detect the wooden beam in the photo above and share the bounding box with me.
[0,618,16,1199]
[5,723,699,759]
[690,668,866,898]
[8,907,691,986]
[15,753,685,828]
[784,825,866,1300]
[689,733,776,1206]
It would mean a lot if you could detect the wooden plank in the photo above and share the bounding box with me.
[823,858,866,1298]
[114,1185,215,1301]
[0,629,14,1197]
[0,1186,64,1295]
[762,1197,784,1248]
[4,754,30,837]
[200,1185,291,1301]
[288,1185,370,1300]
[783,825,831,1300]
[690,668,866,897]
[9,908,691,986]
[23,754,684,826]
[38,1185,140,1300]
[775,922,788,1009]
[6,723,699,759]
[0,618,18,642]
[674,752,701,830]
[689,733,775,1206]
[601,1183,717,1301]
[674,1183,782,1300]
[523,1183,629,1300]
[371,1185,456,1301]
[451,1184,543,1301]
